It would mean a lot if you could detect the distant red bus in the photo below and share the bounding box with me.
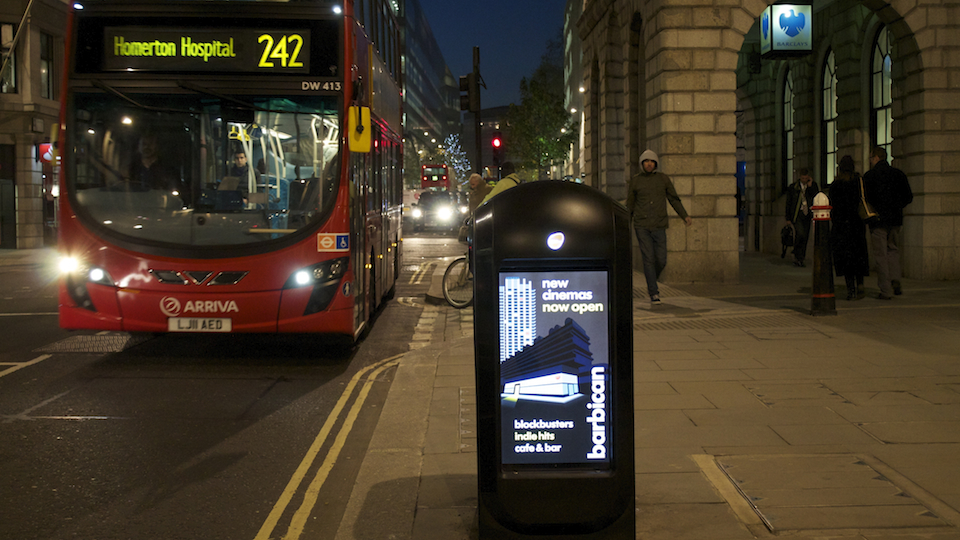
[421,164,449,190]
[56,0,403,340]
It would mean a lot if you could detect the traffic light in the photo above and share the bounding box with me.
[491,131,503,166]
[459,73,480,112]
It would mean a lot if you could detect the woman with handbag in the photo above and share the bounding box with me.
[828,155,869,300]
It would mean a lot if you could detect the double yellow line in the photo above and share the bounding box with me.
[253,353,403,540]
[408,262,435,285]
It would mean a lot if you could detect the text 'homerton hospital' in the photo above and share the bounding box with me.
[113,36,236,62]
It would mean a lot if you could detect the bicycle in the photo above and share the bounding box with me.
[442,217,473,309]
[442,254,473,308]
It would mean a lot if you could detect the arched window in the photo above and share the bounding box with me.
[872,25,893,158]
[782,68,795,191]
[821,50,837,185]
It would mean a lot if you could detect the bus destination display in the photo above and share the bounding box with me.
[104,27,311,73]
[498,269,611,466]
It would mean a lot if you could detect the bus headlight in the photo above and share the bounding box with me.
[87,266,114,286]
[411,208,423,219]
[284,257,349,315]
[59,256,80,274]
[59,257,114,311]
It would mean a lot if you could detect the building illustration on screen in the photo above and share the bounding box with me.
[499,277,537,362]
[499,317,596,403]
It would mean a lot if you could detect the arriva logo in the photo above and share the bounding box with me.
[160,297,239,316]
[160,296,181,317]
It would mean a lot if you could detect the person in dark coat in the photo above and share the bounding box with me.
[784,168,819,267]
[863,146,913,299]
[828,155,869,300]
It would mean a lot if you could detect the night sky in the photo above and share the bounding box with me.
[414,0,568,108]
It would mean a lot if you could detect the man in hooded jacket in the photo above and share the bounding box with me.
[626,149,692,305]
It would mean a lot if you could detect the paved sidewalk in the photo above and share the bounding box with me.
[0,247,59,268]
[338,252,960,540]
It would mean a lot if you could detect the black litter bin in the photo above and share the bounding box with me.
[473,180,634,539]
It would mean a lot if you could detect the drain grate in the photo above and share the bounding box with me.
[635,313,809,331]
[701,453,957,533]
[34,333,152,354]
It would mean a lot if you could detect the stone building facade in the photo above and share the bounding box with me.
[0,0,68,250]
[576,0,960,282]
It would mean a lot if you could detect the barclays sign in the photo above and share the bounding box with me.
[760,4,813,58]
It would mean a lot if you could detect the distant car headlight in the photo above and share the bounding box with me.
[437,206,454,221]
[460,205,469,214]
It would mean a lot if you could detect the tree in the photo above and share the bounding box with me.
[505,32,577,180]
[442,134,471,190]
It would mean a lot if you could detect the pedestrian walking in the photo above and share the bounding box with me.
[467,172,492,215]
[626,150,692,306]
[862,146,913,299]
[828,155,869,300]
[784,168,819,267]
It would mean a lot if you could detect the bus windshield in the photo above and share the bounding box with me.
[68,92,341,248]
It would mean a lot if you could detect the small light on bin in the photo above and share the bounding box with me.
[547,232,565,251]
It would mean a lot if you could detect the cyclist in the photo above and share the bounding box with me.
[481,162,522,204]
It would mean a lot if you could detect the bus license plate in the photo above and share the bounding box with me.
[168,318,232,332]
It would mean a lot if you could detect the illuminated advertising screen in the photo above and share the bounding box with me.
[498,269,611,466]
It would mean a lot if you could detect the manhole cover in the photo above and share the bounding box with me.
[698,454,958,534]
[34,333,152,354]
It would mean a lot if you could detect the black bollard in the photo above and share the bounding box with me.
[810,192,836,316]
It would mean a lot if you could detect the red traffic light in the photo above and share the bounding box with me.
[492,137,502,148]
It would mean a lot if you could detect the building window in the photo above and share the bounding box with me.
[821,50,838,185]
[40,32,54,100]
[1,23,16,94]
[782,68,794,191]
[872,25,893,158]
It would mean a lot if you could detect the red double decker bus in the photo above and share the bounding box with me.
[421,164,449,190]
[56,0,402,340]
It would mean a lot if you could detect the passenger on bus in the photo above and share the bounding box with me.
[230,149,261,199]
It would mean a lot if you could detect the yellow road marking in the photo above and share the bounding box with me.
[253,354,402,540]
[408,262,435,285]
[283,358,399,539]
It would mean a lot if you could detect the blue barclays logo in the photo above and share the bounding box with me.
[762,11,770,40]
[779,9,806,38]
